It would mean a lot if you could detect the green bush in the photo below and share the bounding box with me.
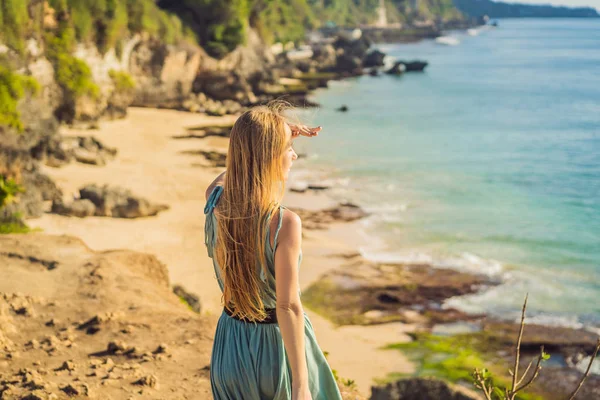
[385,333,542,400]
[0,176,30,235]
[0,65,40,132]
[252,0,316,44]
[157,0,249,58]
[125,0,193,44]
[0,217,30,234]
[0,0,29,52]
[55,54,99,99]
[0,176,24,207]
[45,19,99,101]
[109,69,135,91]
[0,211,30,234]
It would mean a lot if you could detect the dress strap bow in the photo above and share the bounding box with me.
[204,185,224,215]
[204,186,224,258]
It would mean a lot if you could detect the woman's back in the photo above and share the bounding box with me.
[204,185,341,400]
[204,185,302,310]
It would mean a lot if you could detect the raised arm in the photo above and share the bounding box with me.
[274,210,312,400]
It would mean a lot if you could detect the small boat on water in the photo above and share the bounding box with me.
[435,36,460,46]
[467,28,478,36]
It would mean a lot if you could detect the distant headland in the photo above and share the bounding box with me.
[453,0,600,18]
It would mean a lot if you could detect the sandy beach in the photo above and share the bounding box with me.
[29,107,414,396]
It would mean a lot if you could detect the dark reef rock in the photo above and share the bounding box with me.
[363,50,386,67]
[483,321,600,353]
[395,60,428,72]
[181,150,227,168]
[371,377,481,400]
[302,253,490,326]
[173,285,202,314]
[385,62,406,75]
[291,203,369,230]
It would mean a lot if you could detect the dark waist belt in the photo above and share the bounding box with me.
[224,307,278,324]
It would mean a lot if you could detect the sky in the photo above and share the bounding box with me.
[511,0,600,10]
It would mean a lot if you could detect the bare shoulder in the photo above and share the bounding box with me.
[205,171,226,200]
[277,209,302,245]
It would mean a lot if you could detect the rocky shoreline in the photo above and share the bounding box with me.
[288,185,600,398]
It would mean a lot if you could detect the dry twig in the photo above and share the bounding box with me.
[567,339,600,400]
[509,294,529,398]
[471,294,599,400]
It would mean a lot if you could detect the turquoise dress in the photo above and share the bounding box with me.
[204,186,342,400]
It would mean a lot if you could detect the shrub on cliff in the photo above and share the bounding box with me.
[44,15,99,120]
[109,69,135,91]
[0,64,40,132]
[0,0,29,53]
[52,0,192,52]
[0,177,29,234]
[157,0,248,58]
[53,53,100,100]
[251,0,316,44]
[0,176,23,208]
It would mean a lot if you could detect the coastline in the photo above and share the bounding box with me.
[4,22,599,397]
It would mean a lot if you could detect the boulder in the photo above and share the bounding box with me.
[386,62,406,75]
[334,53,363,74]
[57,184,171,218]
[363,50,386,67]
[51,199,96,218]
[193,72,256,104]
[396,60,428,72]
[333,35,371,61]
[311,44,337,69]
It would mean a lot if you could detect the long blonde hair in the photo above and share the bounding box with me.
[214,102,291,321]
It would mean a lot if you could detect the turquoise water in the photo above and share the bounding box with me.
[295,19,600,328]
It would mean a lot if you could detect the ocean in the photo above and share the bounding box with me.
[295,19,600,329]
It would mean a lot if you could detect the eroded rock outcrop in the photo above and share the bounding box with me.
[0,233,215,399]
[302,253,490,326]
[0,95,62,219]
[130,39,203,109]
[291,203,369,230]
[52,184,169,218]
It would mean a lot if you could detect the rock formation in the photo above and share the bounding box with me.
[0,233,215,399]
[52,184,169,219]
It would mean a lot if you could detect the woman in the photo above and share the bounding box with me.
[204,103,343,400]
